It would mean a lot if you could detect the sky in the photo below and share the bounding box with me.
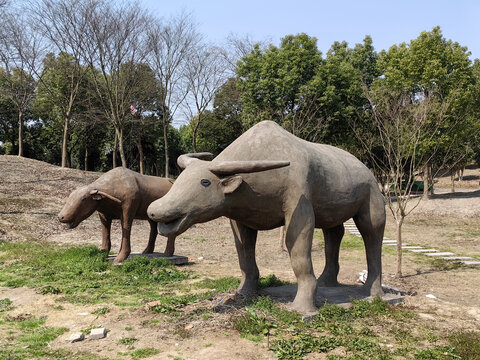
[140,0,480,60]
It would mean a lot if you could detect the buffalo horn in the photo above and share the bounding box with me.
[90,189,122,204]
[209,160,290,175]
[177,152,213,169]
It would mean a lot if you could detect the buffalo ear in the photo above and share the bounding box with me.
[220,176,243,194]
[89,189,104,201]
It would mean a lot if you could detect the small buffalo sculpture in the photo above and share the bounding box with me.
[58,167,175,262]
[148,121,386,314]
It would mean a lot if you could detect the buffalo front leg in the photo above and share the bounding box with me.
[230,219,259,296]
[163,235,175,257]
[317,224,344,287]
[98,213,111,252]
[142,220,158,254]
[114,207,135,263]
[285,197,317,314]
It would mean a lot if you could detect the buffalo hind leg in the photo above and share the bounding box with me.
[230,219,259,297]
[354,199,385,296]
[98,213,111,253]
[317,224,344,287]
[142,220,158,254]
[285,197,317,314]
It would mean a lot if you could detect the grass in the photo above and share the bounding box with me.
[0,241,189,306]
[228,296,469,360]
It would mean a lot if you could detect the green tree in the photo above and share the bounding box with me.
[377,26,474,198]
[236,33,322,129]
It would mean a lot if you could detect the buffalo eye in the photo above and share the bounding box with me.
[200,179,211,187]
[81,196,87,202]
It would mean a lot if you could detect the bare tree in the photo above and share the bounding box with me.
[84,0,150,168]
[0,9,44,157]
[221,33,270,76]
[355,84,457,277]
[30,0,95,168]
[184,45,228,152]
[147,12,201,177]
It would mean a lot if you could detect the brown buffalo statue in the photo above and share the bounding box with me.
[148,120,386,314]
[58,167,175,263]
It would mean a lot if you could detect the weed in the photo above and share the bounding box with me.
[271,334,340,359]
[117,337,138,346]
[231,307,276,342]
[195,237,206,243]
[414,345,459,359]
[148,294,198,314]
[258,274,291,288]
[0,298,13,312]
[430,259,463,271]
[93,306,110,316]
[0,242,189,306]
[124,326,133,331]
[130,347,161,359]
[0,315,68,359]
[193,276,240,292]
[447,330,480,359]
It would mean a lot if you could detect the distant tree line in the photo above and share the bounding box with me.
[1,0,479,191]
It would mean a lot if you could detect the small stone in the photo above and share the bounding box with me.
[425,294,438,299]
[197,256,204,261]
[89,327,106,340]
[65,332,84,343]
[184,323,194,331]
[78,312,89,316]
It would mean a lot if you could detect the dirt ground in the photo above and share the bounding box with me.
[1,155,480,359]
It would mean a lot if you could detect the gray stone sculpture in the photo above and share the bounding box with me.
[58,167,175,262]
[147,121,385,314]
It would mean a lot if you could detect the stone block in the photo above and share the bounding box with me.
[425,252,455,257]
[89,328,106,340]
[65,332,84,343]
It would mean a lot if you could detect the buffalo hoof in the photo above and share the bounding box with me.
[113,253,129,263]
[288,299,317,315]
[141,247,154,254]
[317,275,339,287]
[98,246,110,252]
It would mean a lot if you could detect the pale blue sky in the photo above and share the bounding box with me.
[141,0,480,60]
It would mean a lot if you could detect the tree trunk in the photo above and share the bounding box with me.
[428,162,434,196]
[61,117,69,168]
[192,124,198,153]
[17,110,23,157]
[116,127,127,168]
[84,146,88,171]
[137,138,144,175]
[163,120,169,178]
[422,164,429,200]
[113,132,118,168]
[451,170,455,193]
[396,217,404,277]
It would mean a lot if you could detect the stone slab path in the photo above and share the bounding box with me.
[344,219,480,266]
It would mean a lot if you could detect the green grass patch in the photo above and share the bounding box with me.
[0,315,71,359]
[0,298,13,312]
[447,330,480,359]
[0,241,189,306]
[130,347,161,359]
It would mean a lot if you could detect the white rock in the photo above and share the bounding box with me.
[65,333,84,343]
[89,328,106,340]
[425,294,438,299]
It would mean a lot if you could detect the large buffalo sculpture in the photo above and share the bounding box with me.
[148,121,385,314]
[59,167,175,263]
